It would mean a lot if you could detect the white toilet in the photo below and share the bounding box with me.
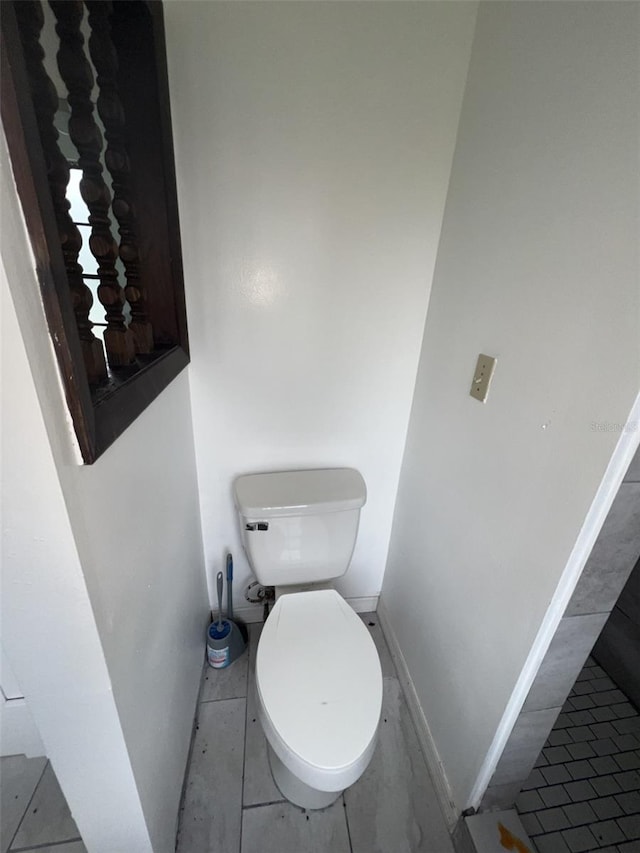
[234,468,383,810]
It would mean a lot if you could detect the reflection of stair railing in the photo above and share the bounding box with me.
[2,0,190,463]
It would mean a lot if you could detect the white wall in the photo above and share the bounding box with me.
[1,117,209,851]
[164,1,478,606]
[56,374,208,852]
[382,2,640,811]
[1,262,152,850]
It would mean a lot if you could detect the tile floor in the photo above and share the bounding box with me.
[0,755,85,853]
[516,657,640,853]
[176,614,455,853]
[14,621,633,852]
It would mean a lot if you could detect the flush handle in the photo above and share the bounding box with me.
[245,522,269,532]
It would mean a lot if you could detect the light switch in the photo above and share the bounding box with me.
[470,353,497,403]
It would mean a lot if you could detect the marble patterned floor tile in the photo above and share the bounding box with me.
[200,645,249,702]
[176,697,245,853]
[243,623,283,807]
[27,843,87,853]
[344,677,454,853]
[359,612,395,678]
[241,799,351,853]
[0,755,47,853]
[10,763,79,850]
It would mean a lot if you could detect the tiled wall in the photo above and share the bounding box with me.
[594,444,640,710]
[481,447,640,811]
[594,557,640,712]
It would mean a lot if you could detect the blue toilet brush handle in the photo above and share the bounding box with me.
[216,571,224,630]
[226,553,234,620]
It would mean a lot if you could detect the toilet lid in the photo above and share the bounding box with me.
[256,589,383,772]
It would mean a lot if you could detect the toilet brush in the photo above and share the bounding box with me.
[207,572,231,668]
[206,564,247,669]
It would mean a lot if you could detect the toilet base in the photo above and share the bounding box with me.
[267,743,342,810]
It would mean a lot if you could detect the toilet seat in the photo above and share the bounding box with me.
[256,589,383,792]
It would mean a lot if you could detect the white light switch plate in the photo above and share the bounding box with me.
[470,354,497,403]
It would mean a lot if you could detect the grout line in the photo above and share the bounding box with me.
[342,793,354,853]
[238,628,253,853]
[6,759,50,853]
[10,839,82,853]
[200,694,248,704]
[241,799,287,811]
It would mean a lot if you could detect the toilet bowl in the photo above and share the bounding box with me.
[255,589,382,809]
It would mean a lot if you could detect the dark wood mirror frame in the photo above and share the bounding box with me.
[1,0,189,464]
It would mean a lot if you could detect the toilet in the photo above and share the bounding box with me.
[234,468,383,810]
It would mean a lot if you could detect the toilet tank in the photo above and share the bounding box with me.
[234,469,366,586]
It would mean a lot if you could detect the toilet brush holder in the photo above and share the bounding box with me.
[207,571,232,668]
[207,620,231,669]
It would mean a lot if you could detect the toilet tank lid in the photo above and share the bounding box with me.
[234,468,366,518]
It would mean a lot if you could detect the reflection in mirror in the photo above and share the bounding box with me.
[42,1,131,347]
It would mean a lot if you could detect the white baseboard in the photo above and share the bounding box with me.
[232,603,266,624]
[344,595,379,614]
[1,696,45,758]
[377,597,459,830]
[224,595,380,625]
